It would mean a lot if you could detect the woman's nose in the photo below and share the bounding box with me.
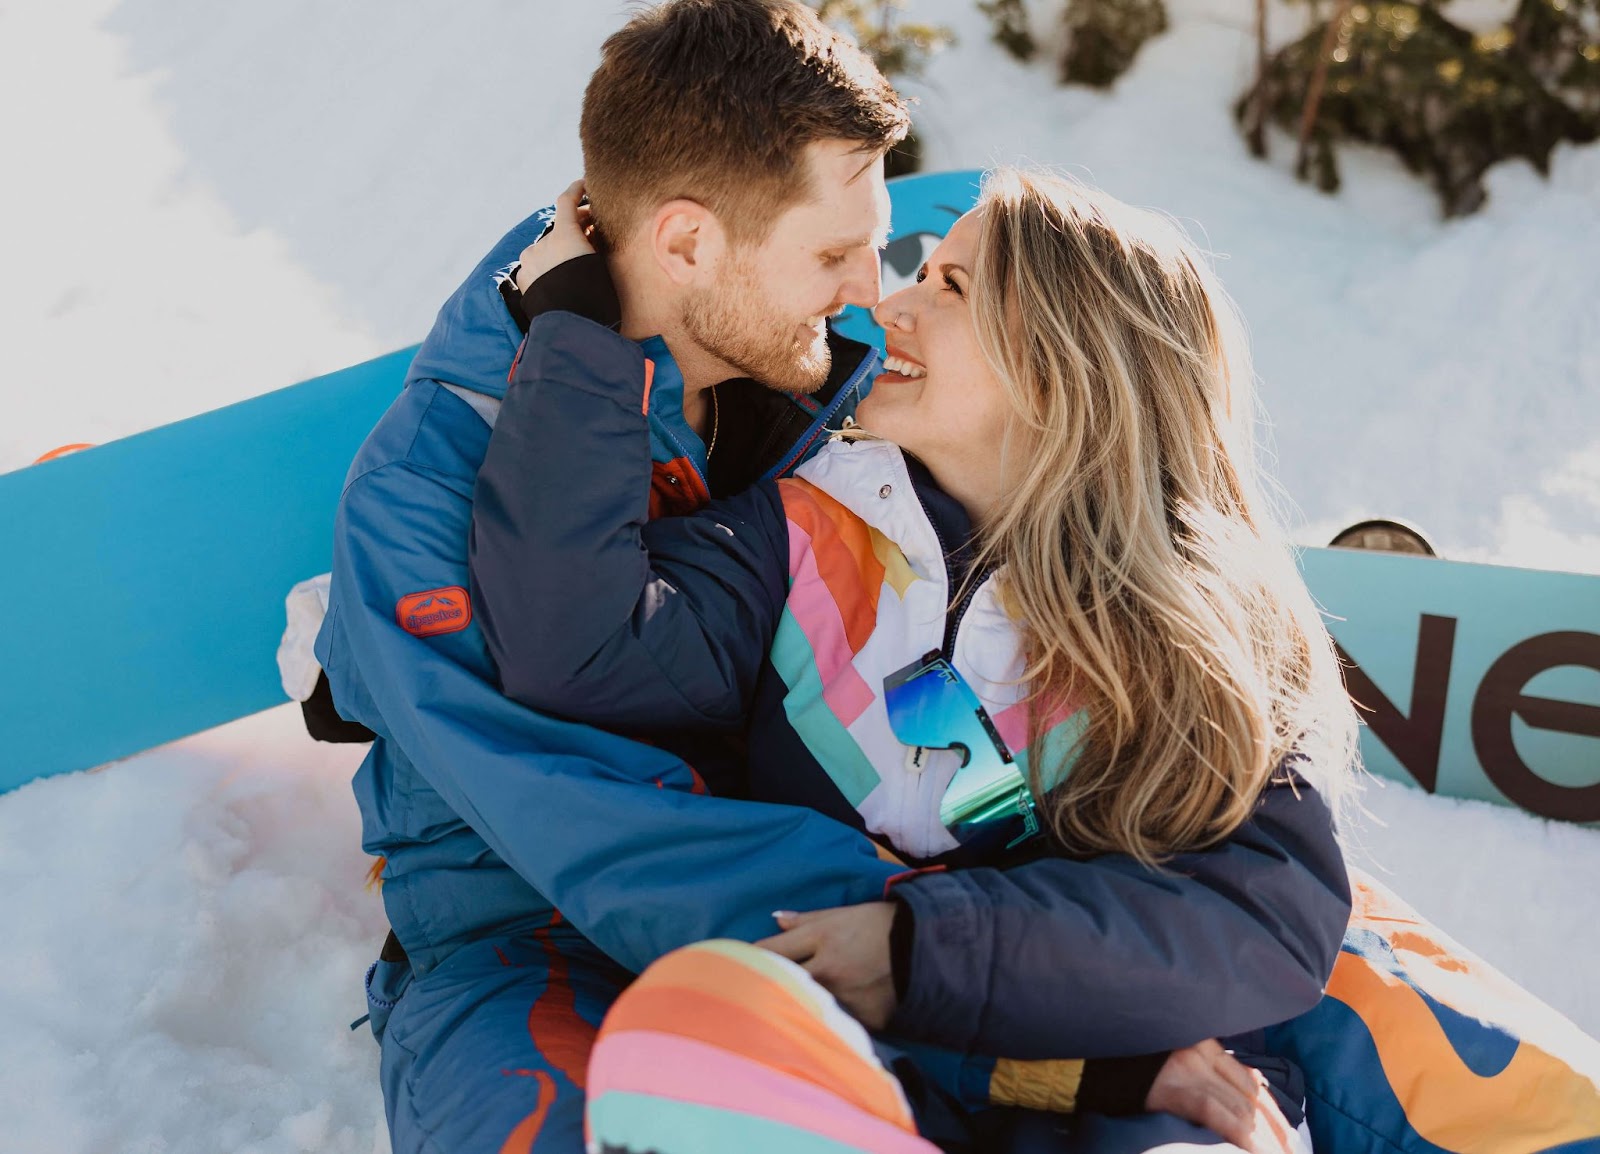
[872,288,912,331]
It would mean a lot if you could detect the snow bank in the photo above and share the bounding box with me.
[2,710,1595,1152]
[0,1,378,473]
[0,711,384,1154]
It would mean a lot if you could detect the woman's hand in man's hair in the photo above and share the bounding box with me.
[757,902,898,1030]
[514,179,597,293]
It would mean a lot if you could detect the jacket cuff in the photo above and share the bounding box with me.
[1076,1052,1169,1115]
[519,312,648,410]
[888,898,915,1003]
[883,870,992,1050]
[519,253,621,330]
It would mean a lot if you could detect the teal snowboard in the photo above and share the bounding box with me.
[1,169,1595,824]
[0,347,414,792]
[1300,547,1599,823]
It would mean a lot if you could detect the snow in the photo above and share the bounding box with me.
[1,0,1596,1149]
[899,0,1600,572]
[0,710,383,1154]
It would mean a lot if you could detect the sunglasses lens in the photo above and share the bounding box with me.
[884,662,977,764]
[939,762,1029,829]
[884,654,1037,842]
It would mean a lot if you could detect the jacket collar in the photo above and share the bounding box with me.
[901,451,983,596]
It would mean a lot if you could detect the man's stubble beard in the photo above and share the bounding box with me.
[680,256,832,396]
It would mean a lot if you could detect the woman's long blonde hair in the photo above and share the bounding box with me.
[968,168,1357,865]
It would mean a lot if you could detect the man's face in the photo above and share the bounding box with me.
[681,140,890,394]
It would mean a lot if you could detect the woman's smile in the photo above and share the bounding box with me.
[879,347,927,381]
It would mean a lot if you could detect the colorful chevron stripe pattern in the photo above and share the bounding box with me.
[770,475,927,813]
[1266,869,1600,1153]
[585,940,936,1153]
[778,477,912,698]
[768,459,1097,858]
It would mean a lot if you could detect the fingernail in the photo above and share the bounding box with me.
[772,910,798,921]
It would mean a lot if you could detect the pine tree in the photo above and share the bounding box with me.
[1240,0,1600,216]
[814,0,955,174]
[1059,0,1169,87]
[979,0,1038,61]
[979,0,1169,86]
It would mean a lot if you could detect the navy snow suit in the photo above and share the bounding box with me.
[316,216,911,1154]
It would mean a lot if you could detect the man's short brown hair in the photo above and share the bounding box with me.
[580,0,910,250]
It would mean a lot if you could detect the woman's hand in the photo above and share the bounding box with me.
[1146,1040,1299,1153]
[756,903,898,1030]
[514,179,597,293]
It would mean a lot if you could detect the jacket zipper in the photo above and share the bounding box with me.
[655,411,710,494]
[763,348,882,482]
[907,472,992,660]
[943,572,992,659]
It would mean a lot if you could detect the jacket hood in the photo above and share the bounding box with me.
[405,209,556,401]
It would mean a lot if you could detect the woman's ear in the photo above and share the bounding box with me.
[651,199,727,287]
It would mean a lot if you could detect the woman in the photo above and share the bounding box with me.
[470,169,1357,1150]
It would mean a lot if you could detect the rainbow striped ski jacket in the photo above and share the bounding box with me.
[470,307,1353,1059]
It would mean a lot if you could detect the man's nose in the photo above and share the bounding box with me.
[836,247,882,311]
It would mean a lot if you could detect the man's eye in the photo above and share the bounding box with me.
[822,252,848,268]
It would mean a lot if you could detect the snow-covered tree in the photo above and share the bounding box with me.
[814,0,956,173]
[1241,0,1600,215]
[980,0,1169,88]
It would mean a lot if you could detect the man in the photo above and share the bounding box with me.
[317,4,920,1151]
[320,2,1346,1151]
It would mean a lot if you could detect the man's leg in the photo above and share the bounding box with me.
[377,920,630,1154]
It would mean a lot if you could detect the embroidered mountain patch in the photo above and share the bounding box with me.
[396,587,472,638]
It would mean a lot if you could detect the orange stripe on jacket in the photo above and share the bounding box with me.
[497,1071,556,1154]
[528,917,598,1092]
[1332,881,1600,1152]
[640,358,655,415]
[649,456,710,519]
[1329,951,1600,1151]
[778,477,885,654]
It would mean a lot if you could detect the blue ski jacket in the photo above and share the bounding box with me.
[470,307,1354,1059]
[314,213,906,980]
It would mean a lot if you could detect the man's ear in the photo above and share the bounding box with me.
[651,199,726,287]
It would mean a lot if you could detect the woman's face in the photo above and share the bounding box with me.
[856,210,1015,511]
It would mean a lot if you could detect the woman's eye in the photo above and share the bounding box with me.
[914,266,928,284]
[942,272,964,298]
